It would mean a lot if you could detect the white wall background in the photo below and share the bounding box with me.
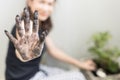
[45,0,120,69]
[0,0,120,79]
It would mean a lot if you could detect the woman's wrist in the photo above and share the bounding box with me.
[70,58,84,69]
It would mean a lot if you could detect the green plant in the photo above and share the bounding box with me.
[89,32,120,74]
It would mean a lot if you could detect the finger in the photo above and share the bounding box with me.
[39,30,48,42]
[24,7,32,35]
[4,30,17,44]
[16,15,25,38]
[89,60,96,66]
[87,60,96,67]
[88,67,96,71]
[33,10,39,33]
[89,62,97,71]
[91,66,97,71]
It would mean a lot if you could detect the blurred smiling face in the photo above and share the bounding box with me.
[27,0,55,21]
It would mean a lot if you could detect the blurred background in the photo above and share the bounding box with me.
[0,0,120,79]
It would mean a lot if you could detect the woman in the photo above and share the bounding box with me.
[5,0,96,80]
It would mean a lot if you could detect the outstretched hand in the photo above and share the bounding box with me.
[80,59,96,71]
[4,8,48,62]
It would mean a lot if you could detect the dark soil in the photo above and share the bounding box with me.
[92,59,120,76]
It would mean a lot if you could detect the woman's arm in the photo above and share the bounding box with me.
[45,36,96,71]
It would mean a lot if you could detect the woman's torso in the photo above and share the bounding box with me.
[5,26,46,80]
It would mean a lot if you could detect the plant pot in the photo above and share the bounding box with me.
[93,58,120,74]
[81,70,120,80]
[80,59,120,80]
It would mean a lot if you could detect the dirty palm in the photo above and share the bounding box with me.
[4,8,48,62]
